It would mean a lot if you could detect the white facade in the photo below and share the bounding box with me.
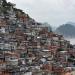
[6,57,18,66]
[23,72,32,75]
[0,63,6,70]
[0,27,5,33]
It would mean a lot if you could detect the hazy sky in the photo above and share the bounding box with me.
[7,0,75,27]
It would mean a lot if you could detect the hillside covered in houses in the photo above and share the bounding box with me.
[0,0,75,75]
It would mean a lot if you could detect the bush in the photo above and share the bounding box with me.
[57,48,64,51]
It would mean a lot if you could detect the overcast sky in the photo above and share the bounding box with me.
[7,0,75,27]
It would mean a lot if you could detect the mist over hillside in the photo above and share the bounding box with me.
[55,23,75,38]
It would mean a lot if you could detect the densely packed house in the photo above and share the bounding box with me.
[0,0,75,75]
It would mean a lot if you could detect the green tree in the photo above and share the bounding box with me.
[57,48,64,52]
